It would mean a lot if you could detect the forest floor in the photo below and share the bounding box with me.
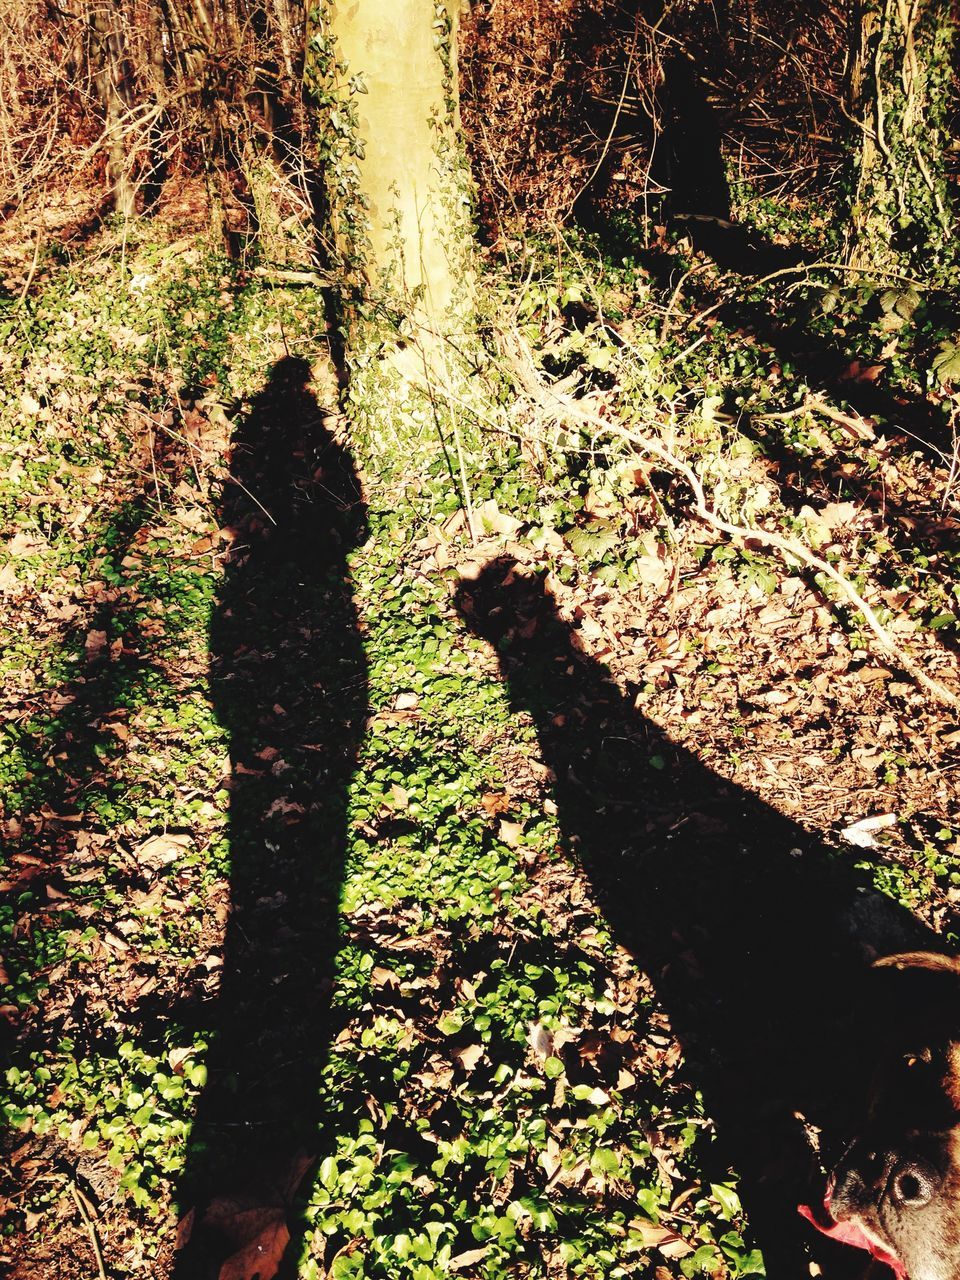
[1,207,960,1280]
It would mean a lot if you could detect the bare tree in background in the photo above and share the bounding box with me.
[0,0,315,259]
[0,2,93,217]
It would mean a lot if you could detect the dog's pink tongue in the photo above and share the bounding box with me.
[798,1200,906,1279]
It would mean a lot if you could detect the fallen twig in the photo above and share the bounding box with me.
[755,392,876,442]
[503,331,959,709]
[250,266,333,288]
[69,1177,108,1280]
[15,224,43,308]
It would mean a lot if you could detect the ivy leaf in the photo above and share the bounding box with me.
[879,287,920,321]
[437,1010,465,1036]
[932,340,960,385]
[330,1254,365,1280]
[711,1181,742,1220]
[590,1147,621,1178]
[566,523,620,560]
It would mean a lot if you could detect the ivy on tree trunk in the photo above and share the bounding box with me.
[846,0,956,281]
[305,0,475,330]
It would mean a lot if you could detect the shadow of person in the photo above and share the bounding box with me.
[173,357,368,1279]
[455,557,944,1278]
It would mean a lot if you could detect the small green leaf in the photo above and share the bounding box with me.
[331,1254,364,1279]
[711,1181,742,1219]
[590,1147,621,1178]
[932,340,960,385]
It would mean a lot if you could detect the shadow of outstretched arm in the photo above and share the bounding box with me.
[455,556,938,1277]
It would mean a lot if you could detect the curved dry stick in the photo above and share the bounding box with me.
[69,1178,108,1280]
[504,331,959,710]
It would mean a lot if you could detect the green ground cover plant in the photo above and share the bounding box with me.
[2,215,959,1280]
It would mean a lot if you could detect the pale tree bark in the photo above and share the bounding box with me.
[845,0,955,279]
[307,0,475,328]
[88,0,137,218]
[306,1,479,535]
[142,0,169,210]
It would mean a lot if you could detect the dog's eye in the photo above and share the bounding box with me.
[891,1162,936,1208]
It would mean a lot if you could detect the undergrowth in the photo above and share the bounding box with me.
[2,216,959,1279]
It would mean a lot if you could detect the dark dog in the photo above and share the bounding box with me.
[802,951,960,1280]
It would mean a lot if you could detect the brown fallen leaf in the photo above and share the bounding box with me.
[168,1047,194,1075]
[629,1221,694,1258]
[84,629,108,661]
[840,813,898,848]
[480,792,511,817]
[856,666,892,684]
[660,1235,696,1260]
[218,1216,289,1280]
[452,1043,484,1072]
[450,1246,491,1271]
[7,531,44,556]
[134,832,192,869]
[841,360,885,383]
[817,501,861,531]
[498,819,524,847]
[389,783,410,809]
[475,498,522,538]
[412,1063,455,1091]
[370,966,400,989]
[527,1022,554,1061]
[264,798,305,820]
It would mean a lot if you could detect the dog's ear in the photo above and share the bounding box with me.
[873,952,960,977]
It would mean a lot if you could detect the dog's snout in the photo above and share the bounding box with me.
[830,1144,886,1216]
[833,1138,945,1217]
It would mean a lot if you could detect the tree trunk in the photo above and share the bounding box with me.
[845,0,955,279]
[88,0,137,218]
[142,0,169,211]
[307,0,474,327]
